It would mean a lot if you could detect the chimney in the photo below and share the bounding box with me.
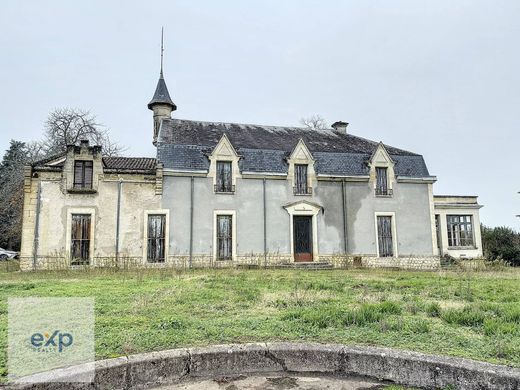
[331,121,349,133]
[80,139,89,147]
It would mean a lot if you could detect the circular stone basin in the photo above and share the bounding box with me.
[151,373,388,390]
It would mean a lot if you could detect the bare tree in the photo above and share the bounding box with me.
[25,140,47,164]
[300,114,328,130]
[40,108,124,157]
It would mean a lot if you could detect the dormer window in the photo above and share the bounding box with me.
[215,161,234,193]
[375,167,391,196]
[73,160,93,189]
[294,164,311,195]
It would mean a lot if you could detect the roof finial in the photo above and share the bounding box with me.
[160,26,164,78]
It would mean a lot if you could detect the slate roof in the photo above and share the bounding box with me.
[148,74,176,110]
[157,118,431,177]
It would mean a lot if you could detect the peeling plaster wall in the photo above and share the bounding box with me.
[20,171,160,270]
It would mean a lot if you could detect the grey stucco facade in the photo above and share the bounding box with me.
[161,174,435,260]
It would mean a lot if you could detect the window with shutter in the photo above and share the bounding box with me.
[147,215,166,262]
[377,215,394,257]
[294,164,310,195]
[217,215,233,260]
[375,167,390,196]
[215,161,233,193]
[73,160,93,189]
[71,214,91,265]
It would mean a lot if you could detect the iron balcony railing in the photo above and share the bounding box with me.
[293,186,313,195]
[375,188,393,197]
[214,184,236,194]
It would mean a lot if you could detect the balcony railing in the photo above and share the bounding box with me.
[375,188,393,197]
[214,184,236,194]
[293,186,313,195]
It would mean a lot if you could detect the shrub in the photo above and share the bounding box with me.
[481,225,520,266]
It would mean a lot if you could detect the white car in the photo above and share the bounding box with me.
[0,248,18,260]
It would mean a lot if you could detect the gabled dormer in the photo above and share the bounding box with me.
[207,134,241,194]
[63,140,103,194]
[368,142,395,197]
[287,139,315,196]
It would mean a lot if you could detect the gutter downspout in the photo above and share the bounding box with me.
[189,176,194,269]
[115,178,122,267]
[32,181,42,270]
[341,179,348,254]
[263,178,267,268]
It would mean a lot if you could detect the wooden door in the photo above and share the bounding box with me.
[293,216,313,262]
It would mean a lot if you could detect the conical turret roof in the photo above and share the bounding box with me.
[148,73,176,110]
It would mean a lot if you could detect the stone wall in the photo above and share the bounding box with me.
[22,253,441,271]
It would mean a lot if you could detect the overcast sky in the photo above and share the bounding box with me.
[1,0,519,229]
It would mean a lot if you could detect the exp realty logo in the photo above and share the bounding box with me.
[9,297,94,382]
[30,330,73,353]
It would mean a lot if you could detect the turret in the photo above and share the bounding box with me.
[148,28,176,144]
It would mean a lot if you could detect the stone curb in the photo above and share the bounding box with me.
[7,343,520,390]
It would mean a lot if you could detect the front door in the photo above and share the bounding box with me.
[293,216,313,262]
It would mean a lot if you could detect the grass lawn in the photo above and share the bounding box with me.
[0,267,519,382]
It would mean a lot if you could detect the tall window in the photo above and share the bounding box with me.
[215,161,233,193]
[71,214,91,264]
[217,215,233,260]
[147,215,166,262]
[375,167,390,196]
[377,215,393,257]
[74,160,93,189]
[294,164,310,195]
[447,215,474,247]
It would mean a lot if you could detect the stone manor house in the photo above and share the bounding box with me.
[19,68,483,270]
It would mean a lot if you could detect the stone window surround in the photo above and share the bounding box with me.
[284,201,321,262]
[286,139,316,196]
[142,209,170,263]
[207,134,241,194]
[369,143,395,196]
[65,207,96,265]
[73,160,93,189]
[213,210,237,262]
[374,211,398,258]
[64,143,102,194]
[436,209,480,252]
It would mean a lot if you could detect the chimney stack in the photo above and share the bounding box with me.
[332,121,349,134]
